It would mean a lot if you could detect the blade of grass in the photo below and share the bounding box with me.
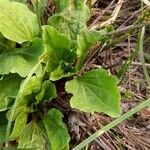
[117,25,143,84]
[72,98,150,150]
[138,26,150,94]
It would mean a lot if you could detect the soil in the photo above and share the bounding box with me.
[45,0,150,149]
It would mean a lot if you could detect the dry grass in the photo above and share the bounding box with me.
[43,0,150,149]
[67,0,150,149]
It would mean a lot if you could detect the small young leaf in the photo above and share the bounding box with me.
[0,38,44,77]
[50,63,77,81]
[0,74,23,111]
[65,69,121,117]
[43,109,70,150]
[0,1,39,43]
[76,29,108,69]
[36,80,57,102]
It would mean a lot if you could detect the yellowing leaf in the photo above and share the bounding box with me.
[66,69,121,117]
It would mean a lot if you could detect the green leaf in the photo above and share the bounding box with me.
[0,74,23,111]
[76,29,108,69]
[0,1,39,43]
[8,76,43,120]
[65,69,121,117]
[54,0,68,13]
[10,111,27,139]
[43,109,70,150]
[31,0,48,17]
[48,0,90,40]
[77,29,108,53]
[0,112,8,144]
[10,0,27,3]
[42,25,74,72]
[0,0,9,2]
[50,63,77,81]
[18,122,48,150]
[0,124,6,144]
[48,14,71,38]
[36,80,57,103]
[0,38,44,77]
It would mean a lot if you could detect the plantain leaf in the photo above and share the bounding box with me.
[43,109,70,150]
[42,25,75,73]
[0,124,6,144]
[0,112,8,144]
[0,74,23,111]
[10,76,43,118]
[0,38,44,77]
[0,1,39,43]
[66,69,121,117]
[31,0,49,19]
[76,29,108,69]
[36,80,57,103]
[10,111,28,139]
[10,0,27,3]
[18,122,48,150]
[48,0,90,40]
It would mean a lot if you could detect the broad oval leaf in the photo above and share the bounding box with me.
[0,74,23,111]
[65,69,121,117]
[0,38,44,77]
[10,111,27,139]
[42,25,75,73]
[48,0,90,40]
[9,76,43,119]
[0,1,39,43]
[18,122,48,150]
[43,109,70,150]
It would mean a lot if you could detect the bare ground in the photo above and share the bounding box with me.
[44,0,150,149]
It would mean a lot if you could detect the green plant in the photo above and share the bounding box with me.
[0,0,121,149]
[73,98,150,150]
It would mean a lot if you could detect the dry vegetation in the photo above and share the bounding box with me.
[0,0,149,149]
[44,0,150,149]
